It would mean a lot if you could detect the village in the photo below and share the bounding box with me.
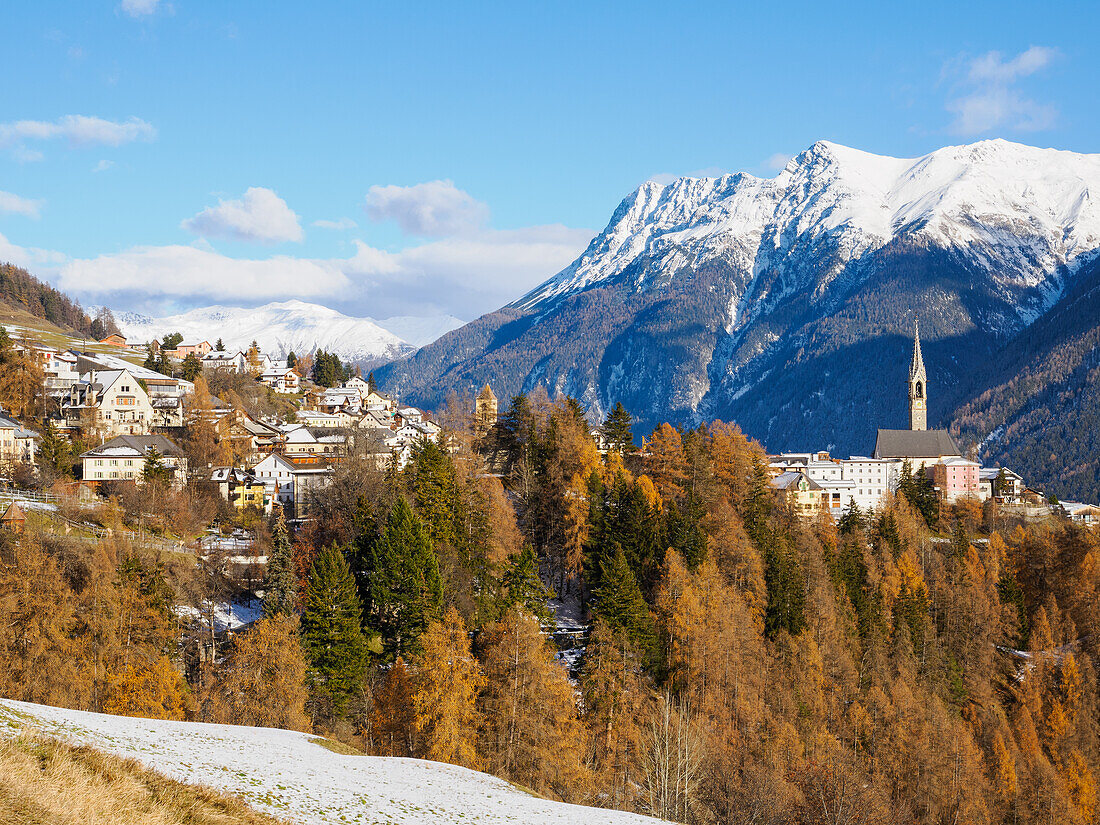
[0,321,1096,538]
[0,328,442,528]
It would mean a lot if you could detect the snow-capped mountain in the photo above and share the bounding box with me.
[521,139,1100,325]
[378,139,1100,493]
[374,314,465,348]
[115,300,460,364]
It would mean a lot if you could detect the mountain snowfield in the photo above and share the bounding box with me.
[115,300,465,363]
[0,699,667,825]
[521,139,1100,325]
[378,138,1100,488]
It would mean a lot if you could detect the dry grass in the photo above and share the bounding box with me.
[0,731,288,825]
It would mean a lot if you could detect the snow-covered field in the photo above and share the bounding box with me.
[0,699,666,825]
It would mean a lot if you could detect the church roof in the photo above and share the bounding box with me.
[874,429,961,459]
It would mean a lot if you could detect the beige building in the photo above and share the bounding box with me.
[61,369,154,438]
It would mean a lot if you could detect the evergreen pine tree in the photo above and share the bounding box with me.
[286,350,296,367]
[215,337,225,351]
[665,494,707,570]
[367,371,377,393]
[762,528,807,637]
[365,496,443,658]
[601,402,635,453]
[180,352,202,381]
[263,508,297,618]
[593,542,658,666]
[501,545,551,621]
[300,545,367,718]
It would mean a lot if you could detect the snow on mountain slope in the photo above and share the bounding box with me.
[518,139,1100,324]
[0,699,667,825]
[116,300,415,364]
[376,313,465,348]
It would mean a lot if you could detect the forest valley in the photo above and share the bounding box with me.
[1,389,1098,825]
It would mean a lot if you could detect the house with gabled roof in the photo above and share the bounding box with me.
[60,368,154,438]
[81,434,186,486]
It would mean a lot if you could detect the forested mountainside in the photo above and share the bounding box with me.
[0,263,118,339]
[376,139,1100,498]
[952,253,1100,501]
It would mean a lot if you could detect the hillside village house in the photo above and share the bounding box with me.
[929,457,981,502]
[60,369,154,438]
[81,434,187,486]
[260,366,300,394]
[203,350,247,372]
[210,467,273,514]
[0,414,38,470]
[251,452,333,513]
[171,341,212,359]
[98,333,128,347]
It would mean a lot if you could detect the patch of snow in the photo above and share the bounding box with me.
[0,699,668,825]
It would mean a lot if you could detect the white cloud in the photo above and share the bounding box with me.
[765,153,792,172]
[312,217,358,230]
[946,46,1059,135]
[0,191,44,219]
[120,0,160,17]
[58,245,350,302]
[0,231,66,269]
[92,159,115,173]
[182,187,304,245]
[0,115,156,158]
[344,225,595,317]
[365,179,489,237]
[52,224,593,320]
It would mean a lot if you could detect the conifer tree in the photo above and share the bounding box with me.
[263,508,297,618]
[594,543,658,666]
[286,350,296,367]
[413,607,484,768]
[501,545,552,621]
[180,352,203,381]
[365,496,443,658]
[300,545,368,719]
[601,402,635,454]
[215,337,225,351]
[367,371,376,393]
[665,494,707,570]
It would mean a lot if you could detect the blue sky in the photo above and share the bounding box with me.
[0,0,1096,322]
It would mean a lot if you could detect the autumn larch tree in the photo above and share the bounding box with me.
[413,607,484,768]
[477,608,590,802]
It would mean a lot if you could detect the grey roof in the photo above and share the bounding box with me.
[82,433,183,459]
[873,429,961,459]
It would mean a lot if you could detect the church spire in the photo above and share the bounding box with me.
[908,318,927,431]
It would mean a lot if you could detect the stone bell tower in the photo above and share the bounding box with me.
[908,319,927,431]
[474,383,498,438]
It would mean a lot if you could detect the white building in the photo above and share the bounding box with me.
[81,434,187,486]
[61,369,155,437]
[839,456,898,512]
[203,350,247,373]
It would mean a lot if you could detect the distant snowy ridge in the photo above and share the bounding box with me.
[520,139,1100,325]
[115,300,461,364]
[0,699,668,825]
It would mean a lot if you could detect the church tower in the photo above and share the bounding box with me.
[474,383,498,438]
[908,319,927,431]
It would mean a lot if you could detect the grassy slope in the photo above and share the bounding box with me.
[0,300,144,365]
[0,699,666,825]
[0,734,288,825]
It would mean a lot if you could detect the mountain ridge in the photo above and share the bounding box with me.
[376,138,1100,498]
[116,300,464,364]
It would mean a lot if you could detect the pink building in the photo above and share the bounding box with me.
[930,458,982,502]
